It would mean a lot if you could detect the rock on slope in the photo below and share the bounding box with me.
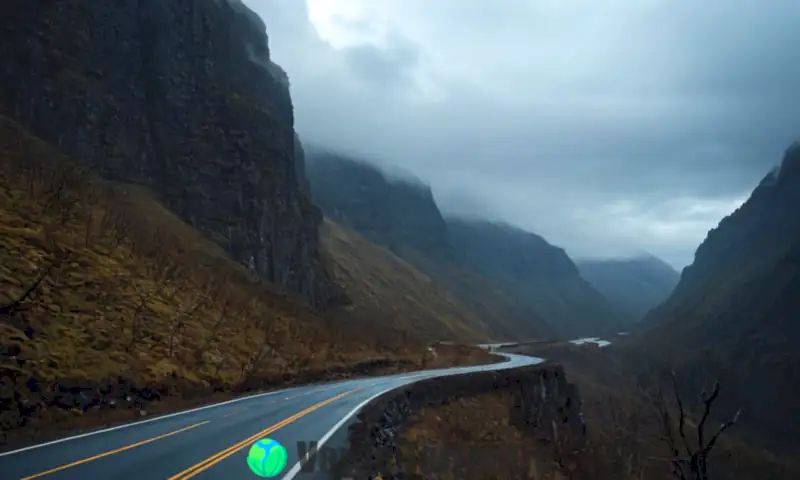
[306,150,623,339]
[577,255,679,322]
[0,0,335,306]
[636,142,800,452]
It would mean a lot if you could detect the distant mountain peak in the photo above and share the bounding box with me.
[576,255,679,322]
[780,140,800,176]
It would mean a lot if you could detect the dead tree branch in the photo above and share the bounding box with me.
[0,263,54,318]
[657,371,742,480]
[167,284,213,358]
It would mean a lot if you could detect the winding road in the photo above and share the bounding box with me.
[0,352,542,480]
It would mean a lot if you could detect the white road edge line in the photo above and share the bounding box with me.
[282,354,538,479]
[281,384,411,480]
[0,383,325,458]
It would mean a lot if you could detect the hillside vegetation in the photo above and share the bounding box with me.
[0,117,445,446]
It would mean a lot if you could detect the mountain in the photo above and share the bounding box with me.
[306,150,626,339]
[0,0,337,307]
[446,218,630,337]
[635,142,800,452]
[576,255,680,322]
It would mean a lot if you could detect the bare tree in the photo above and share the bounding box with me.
[126,258,184,352]
[83,210,94,247]
[193,294,233,366]
[39,172,68,217]
[167,282,213,358]
[127,288,158,352]
[658,371,742,480]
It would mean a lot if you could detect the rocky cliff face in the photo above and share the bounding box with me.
[636,143,800,452]
[0,0,334,306]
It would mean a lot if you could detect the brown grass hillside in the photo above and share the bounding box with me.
[0,116,374,384]
[0,116,486,446]
[320,219,492,345]
[400,350,800,479]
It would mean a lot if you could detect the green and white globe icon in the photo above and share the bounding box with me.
[247,438,288,478]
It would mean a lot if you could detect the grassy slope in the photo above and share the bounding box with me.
[0,116,379,387]
[320,219,491,345]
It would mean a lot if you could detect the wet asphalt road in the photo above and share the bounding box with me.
[0,353,542,480]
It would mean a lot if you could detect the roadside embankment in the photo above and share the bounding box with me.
[335,363,586,479]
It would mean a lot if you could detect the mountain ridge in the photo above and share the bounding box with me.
[306,149,628,339]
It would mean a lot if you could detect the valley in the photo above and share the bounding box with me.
[1,0,797,479]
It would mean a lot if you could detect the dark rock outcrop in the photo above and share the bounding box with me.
[334,364,585,479]
[0,0,335,306]
[577,255,679,322]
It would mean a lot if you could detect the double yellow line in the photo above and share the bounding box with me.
[168,388,357,479]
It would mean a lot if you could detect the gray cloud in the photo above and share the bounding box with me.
[247,0,799,269]
[341,39,420,91]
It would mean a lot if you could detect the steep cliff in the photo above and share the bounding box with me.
[636,142,800,452]
[577,255,679,322]
[446,218,630,337]
[0,0,334,306]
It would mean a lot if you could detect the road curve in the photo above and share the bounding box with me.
[0,353,543,480]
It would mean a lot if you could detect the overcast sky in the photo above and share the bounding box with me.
[244,0,799,269]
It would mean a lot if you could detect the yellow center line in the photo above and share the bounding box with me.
[169,389,358,480]
[22,420,211,480]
